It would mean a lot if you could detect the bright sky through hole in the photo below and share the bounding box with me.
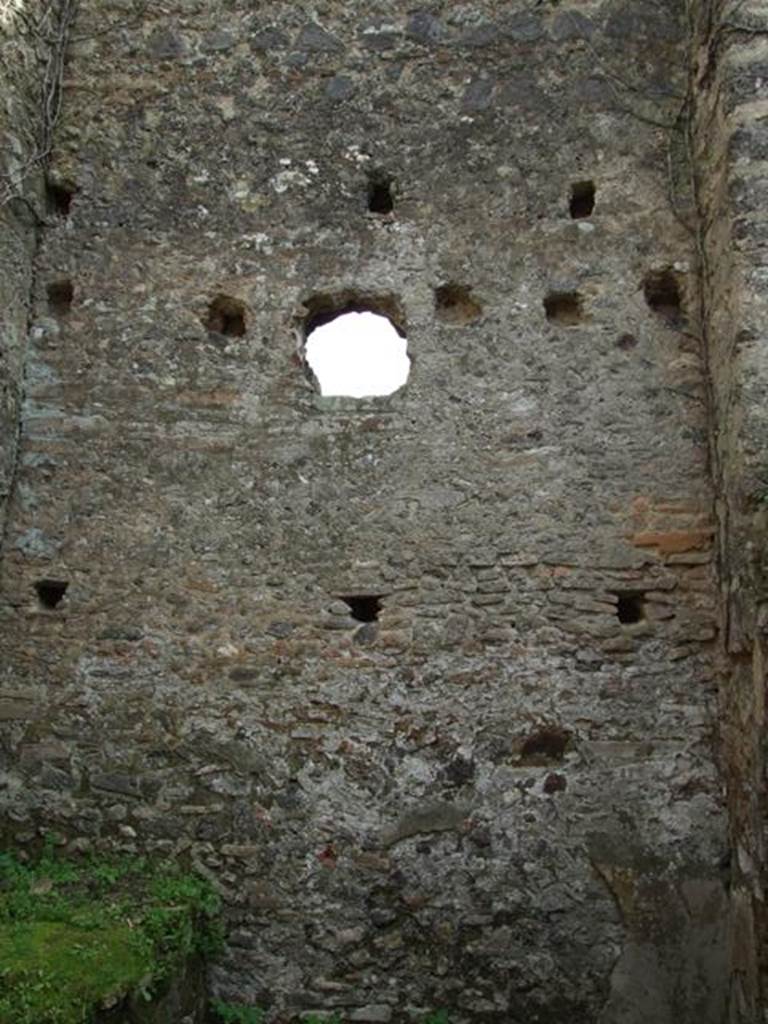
[305,311,410,398]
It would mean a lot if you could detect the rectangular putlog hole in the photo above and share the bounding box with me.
[614,591,646,624]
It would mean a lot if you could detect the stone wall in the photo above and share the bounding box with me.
[0,0,66,551]
[0,1,743,1021]
[692,0,768,1018]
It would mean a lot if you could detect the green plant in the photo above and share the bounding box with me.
[423,1013,450,1024]
[0,847,221,1024]
[211,1000,265,1024]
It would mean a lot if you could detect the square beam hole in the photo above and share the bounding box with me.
[340,594,384,622]
[544,291,583,325]
[47,279,73,316]
[643,269,684,326]
[204,294,246,337]
[34,579,69,608]
[434,283,482,326]
[520,727,570,765]
[615,591,645,624]
[46,177,77,217]
[367,173,394,214]
[570,180,595,219]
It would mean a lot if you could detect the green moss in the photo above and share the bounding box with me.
[210,1002,265,1024]
[0,920,151,1024]
[0,847,220,1024]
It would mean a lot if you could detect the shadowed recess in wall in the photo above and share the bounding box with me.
[47,279,73,316]
[434,283,482,325]
[570,180,596,218]
[520,727,571,765]
[204,294,246,337]
[34,579,68,608]
[340,594,384,622]
[614,591,646,624]
[643,268,684,325]
[544,290,583,325]
[45,176,76,217]
[367,171,394,214]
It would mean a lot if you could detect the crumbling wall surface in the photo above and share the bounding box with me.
[0,0,64,553]
[0,1,732,1021]
[691,0,768,1018]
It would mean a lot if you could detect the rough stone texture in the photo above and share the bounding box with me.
[692,1,768,1018]
[0,0,755,1020]
[95,954,207,1023]
[0,1,60,551]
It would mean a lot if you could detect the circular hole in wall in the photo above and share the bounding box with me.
[303,298,410,398]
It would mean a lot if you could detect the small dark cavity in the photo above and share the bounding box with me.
[47,279,74,316]
[520,728,570,764]
[204,294,246,337]
[544,291,583,325]
[643,269,684,325]
[46,178,76,217]
[543,772,567,794]
[615,591,646,624]
[434,283,482,325]
[570,180,595,219]
[368,173,394,214]
[34,579,69,609]
[617,332,638,350]
[340,594,384,622]
[444,755,475,787]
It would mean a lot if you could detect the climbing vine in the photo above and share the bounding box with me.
[0,0,77,211]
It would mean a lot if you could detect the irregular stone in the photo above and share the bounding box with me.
[405,11,445,45]
[462,77,495,112]
[221,844,261,858]
[14,527,57,558]
[266,621,295,637]
[381,802,470,847]
[359,19,400,50]
[147,28,187,60]
[296,24,344,53]
[326,76,356,101]
[91,773,142,798]
[202,30,236,53]
[252,28,289,50]
[502,12,544,42]
[550,12,595,41]
[0,700,40,721]
[459,23,498,48]
[348,1007,392,1023]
